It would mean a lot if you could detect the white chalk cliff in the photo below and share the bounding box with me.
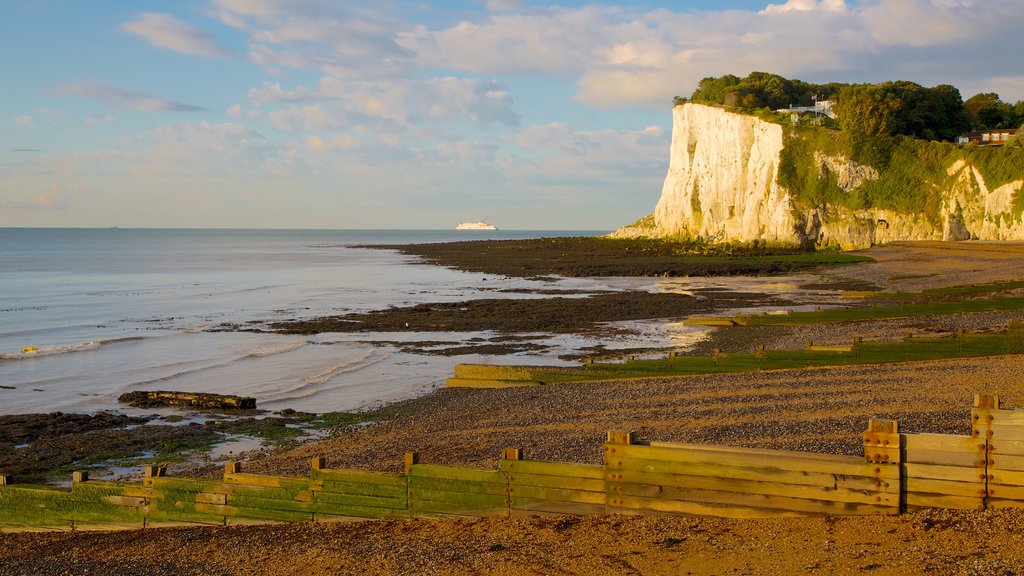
[617,103,1024,249]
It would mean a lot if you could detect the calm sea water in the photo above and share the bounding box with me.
[0,228,828,416]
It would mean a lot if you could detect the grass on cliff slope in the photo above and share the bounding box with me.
[778,126,1024,226]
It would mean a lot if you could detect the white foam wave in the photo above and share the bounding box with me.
[269,348,387,402]
[246,341,307,358]
[1,337,145,360]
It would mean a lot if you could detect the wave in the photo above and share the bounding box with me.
[269,348,386,402]
[0,336,146,360]
[246,341,308,358]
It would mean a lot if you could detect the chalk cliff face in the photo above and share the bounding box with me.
[624,103,1024,249]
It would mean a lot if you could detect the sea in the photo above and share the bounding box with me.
[0,228,832,416]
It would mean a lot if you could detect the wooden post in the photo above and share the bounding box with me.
[143,465,166,478]
[607,430,633,445]
[501,447,522,461]
[224,461,241,475]
[0,474,11,486]
[404,451,419,475]
[311,457,326,471]
[862,418,900,464]
[72,471,88,483]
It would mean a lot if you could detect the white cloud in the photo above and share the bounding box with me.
[120,13,231,57]
[762,0,846,13]
[13,115,33,127]
[0,185,69,210]
[56,84,206,112]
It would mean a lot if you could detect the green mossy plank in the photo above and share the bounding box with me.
[507,484,607,505]
[313,491,407,510]
[408,475,507,496]
[408,487,506,510]
[222,472,311,491]
[310,468,407,487]
[499,459,605,480]
[317,479,408,499]
[313,503,410,519]
[225,493,317,514]
[408,464,504,484]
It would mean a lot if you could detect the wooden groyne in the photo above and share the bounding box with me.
[2,395,1023,531]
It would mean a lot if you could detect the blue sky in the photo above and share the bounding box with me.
[3,0,1022,229]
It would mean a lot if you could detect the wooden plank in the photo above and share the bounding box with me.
[989,424,1024,442]
[509,498,607,516]
[408,498,507,518]
[985,483,1024,501]
[905,477,988,499]
[991,438,1024,456]
[310,468,407,487]
[988,468,1024,486]
[902,463,987,484]
[985,499,1024,509]
[507,472,606,493]
[408,464,504,484]
[507,484,607,505]
[408,488,506,508]
[607,468,897,504]
[313,503,409,519]
[607,443,898,478]
[499,459,605,480]
[903,448,987,468]
[316,480,408,500]
[607,482,896,513]
[408,476,507,496]
[225,493,316,514]
[903,434,984,453]
[195,502,313,523]
[905,493,984,510]
[991,410,1024,425]
[222,473,310,490]
[195,492,227,506]
[991,453,1024,472]
[606,494,813,519]
[607,456,896,489]
[102,496,146,508]
[314,491,406,511]
[646,441,870,464]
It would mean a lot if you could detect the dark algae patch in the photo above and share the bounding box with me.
[268,290,790,335]
[369,237,871,278]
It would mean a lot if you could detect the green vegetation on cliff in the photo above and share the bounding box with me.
[777,126,1024,224]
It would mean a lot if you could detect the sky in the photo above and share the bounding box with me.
[2,0,1023,230]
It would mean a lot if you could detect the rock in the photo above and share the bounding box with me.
[634,103,1024,249]
[118,390,256,410]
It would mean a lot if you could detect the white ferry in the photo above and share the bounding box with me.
[456,220,498,231]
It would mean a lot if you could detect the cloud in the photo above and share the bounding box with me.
[13,115,33,126]
[120,13,230,57]
[55,84,206,112]
[11,148,43,153]
[0,185,69,210]
[212,0,415,78]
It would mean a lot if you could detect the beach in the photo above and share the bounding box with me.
[3,239,1024,575]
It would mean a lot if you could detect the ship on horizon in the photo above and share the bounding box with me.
[456,220,498,231]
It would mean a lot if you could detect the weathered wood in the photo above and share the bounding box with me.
[404,452,419,475]
[408,488,506,508]
[408,498,507,518]
[903,433,984,453]
[195,492,228,506]
[509,498,607,516]
[902,463,987,484]
[607,483,896,515]
[607,430,634,445]
[904,477,989,498]
[102,496,146,508]
[313,491,407,511]
[222,472,309,490]
[606,451,898,483]
[622,442,899,477]
[607,468,897,504]
[905,492,984,511]
[606,494,812,519]
[990,453,1024,472]
[317,480,408,499]
[408,476,507,496]
[988,424,1024,442]
[408,464,504,484]
[500,459,605,479]
[507,484,606,505]
[903,448,987,468]
[984,483,1024,500]
[507,472,606,493]
[311,468,407,487]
